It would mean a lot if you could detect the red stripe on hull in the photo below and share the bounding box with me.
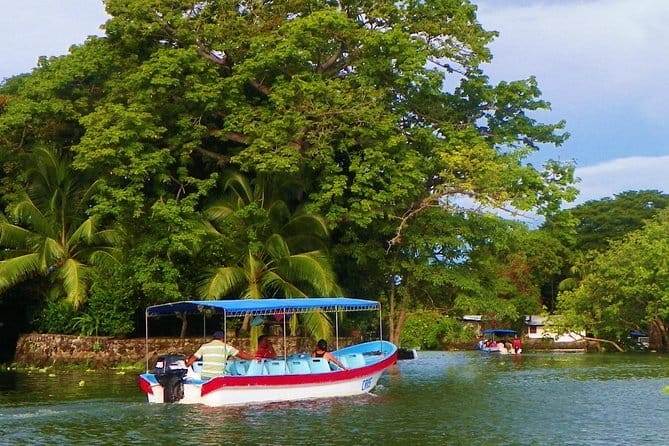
[138,376,154,395]
[201,352,397,397]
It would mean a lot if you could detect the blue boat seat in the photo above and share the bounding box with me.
[308,357,331,374]
[233,360,250,375]
[246,359,268,376]
[224,361,236,375]
[334,355,349,369]
[265,359,288,375]
[345,353,366,369]
[287,359,311,374]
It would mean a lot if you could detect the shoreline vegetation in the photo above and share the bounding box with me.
[5,334,620,370]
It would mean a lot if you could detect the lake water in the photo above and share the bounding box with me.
[2,351,669,445]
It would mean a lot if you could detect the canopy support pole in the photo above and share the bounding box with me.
[378,305,383,352]
[145,311,149,372]
[335,310,339,350]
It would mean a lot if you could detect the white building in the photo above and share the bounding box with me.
[524,315,585,343]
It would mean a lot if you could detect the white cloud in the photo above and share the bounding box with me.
[570,155,669,206]
[475,0,669,119]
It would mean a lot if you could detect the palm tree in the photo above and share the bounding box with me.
[198,172,341,341]
[0,147,120,308]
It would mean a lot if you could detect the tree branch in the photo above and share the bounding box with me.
[194,147,230,166]
[317,44,344,74]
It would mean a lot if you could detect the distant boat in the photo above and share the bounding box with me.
[476,329,517,354]
[138,298,398,406]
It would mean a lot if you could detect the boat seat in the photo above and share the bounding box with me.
[246,359,268,376]
[224,361,237,375]
[287,359,311,374]
[308,357,331,374]
[345,353,366,369]
[265,359,288,375]
[334,355,349,369]
[233,360,250,375]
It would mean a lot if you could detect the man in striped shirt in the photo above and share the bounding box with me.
[186,331,254,378]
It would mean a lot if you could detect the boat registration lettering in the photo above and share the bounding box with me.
[361,377,373,391]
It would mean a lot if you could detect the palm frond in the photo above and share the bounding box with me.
[87,249,122,269]
[222,171,255,204]
[282,212,330,240]
[77,179,105,213]
[11,199,52,236]
[0,253,41,291]
[70,217,96,244]
[39,238,65,271]
[94,228,122,246]
[198,266,247,299]
[281,251,340,295]
[264,233,291,260]
[260,270,308,297]
[59,258,88,309]
[267,200,291,227]
[0,223,34,248]
[301,311,333,341]
[204,202,235,222]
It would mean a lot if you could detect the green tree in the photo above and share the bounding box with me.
[565,190,669,252]
[548,190,669,302]
[199,173,341,341]
[557,209,669,351]
[0,0,577,341]
[0,147,120,308]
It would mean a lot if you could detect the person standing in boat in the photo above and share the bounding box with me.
[185,331,254,378]
[512,335,523,354]
[255,335,277,359]
[312,339,348,370]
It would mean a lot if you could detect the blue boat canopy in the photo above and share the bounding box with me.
[482,329,517,337]
[146,298,381,317]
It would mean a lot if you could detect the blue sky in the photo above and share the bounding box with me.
[475,0,669,206]
[2,0,668,208]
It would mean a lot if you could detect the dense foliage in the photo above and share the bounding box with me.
[0,0,577,341]
[400,311,476,350]
[564,190,669,252]
[558,209,669,350]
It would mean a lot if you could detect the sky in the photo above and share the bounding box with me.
[1,0,668,208]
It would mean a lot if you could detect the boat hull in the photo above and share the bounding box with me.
[139,341,397,406]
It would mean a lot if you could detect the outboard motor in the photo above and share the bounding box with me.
[153,354,188,403]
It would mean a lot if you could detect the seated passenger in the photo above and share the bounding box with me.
[312,339,347,370]
[185,331,254,378]
[255,335,277,359]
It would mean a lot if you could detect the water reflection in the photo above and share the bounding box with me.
[1,352,669,444]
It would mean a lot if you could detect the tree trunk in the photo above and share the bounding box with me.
[582,336,624,352]
[387,282,408,346]
[177,313,188,339]
[388,282,398,344]
[650,318,669,352]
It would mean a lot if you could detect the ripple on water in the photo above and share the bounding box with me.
[2,353,669,445]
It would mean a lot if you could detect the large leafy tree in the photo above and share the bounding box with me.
[0,147,119,308]
[564,190,669,252]
[0,0,576,339]
[546,190,669,300]
[557,209,669,351]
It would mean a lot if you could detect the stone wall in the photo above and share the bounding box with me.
[13,333,344,368]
